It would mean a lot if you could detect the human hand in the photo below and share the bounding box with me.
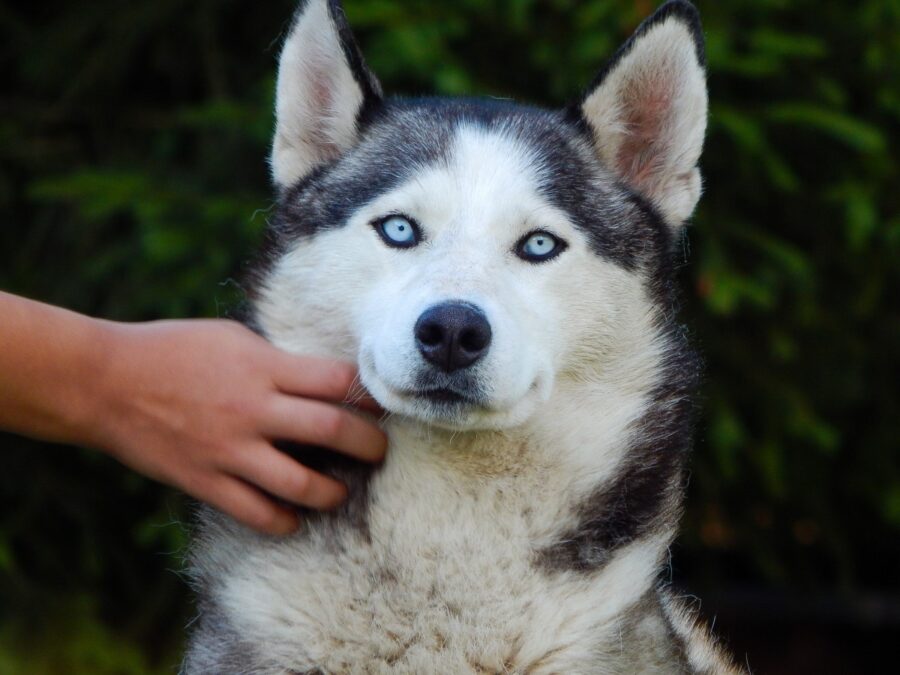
[87,319,386,535]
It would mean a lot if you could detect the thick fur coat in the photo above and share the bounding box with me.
[183,1,743,672]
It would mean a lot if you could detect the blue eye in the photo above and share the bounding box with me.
[517,231,565,262]
[375,215,420,248]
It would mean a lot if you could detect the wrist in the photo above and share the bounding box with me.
[62,316,127,452]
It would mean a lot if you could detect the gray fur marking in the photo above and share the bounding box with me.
[181,600,266,675]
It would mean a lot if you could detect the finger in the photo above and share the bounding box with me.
[269,354,382,413]
[230,444,348,511]
[263,397,388,463]
[342,385,383,415]
[198,474,299,536]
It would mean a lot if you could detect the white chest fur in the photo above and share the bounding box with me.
[203,420,668,675]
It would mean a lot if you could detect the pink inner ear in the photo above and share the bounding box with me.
[310,71,333,111]
[615,72,676,192]
[306,61,341,160]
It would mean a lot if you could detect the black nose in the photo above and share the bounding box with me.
[414,302,492,372]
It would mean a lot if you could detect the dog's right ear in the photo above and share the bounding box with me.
[271,0,382,188]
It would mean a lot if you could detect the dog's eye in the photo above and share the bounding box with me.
[516,231,566,262]
[375,215,420,248]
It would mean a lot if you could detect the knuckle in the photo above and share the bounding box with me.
[219,397,247,420]
[239,395,266,423]
[316,407,346,442]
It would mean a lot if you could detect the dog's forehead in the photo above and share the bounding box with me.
[384,120,559,232]
[276,99,666,269]
[370,101,596,194]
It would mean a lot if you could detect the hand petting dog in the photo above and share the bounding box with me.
[0,291,386,535]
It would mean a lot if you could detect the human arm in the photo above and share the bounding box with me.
[0,291,387,535]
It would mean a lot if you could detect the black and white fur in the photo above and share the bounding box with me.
[184,1,742,672]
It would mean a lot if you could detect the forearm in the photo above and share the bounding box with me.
[0,291,112,446]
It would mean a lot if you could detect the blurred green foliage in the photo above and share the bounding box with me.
[1,0,898,671]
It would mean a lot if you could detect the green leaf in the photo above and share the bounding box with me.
[767,103,887,153]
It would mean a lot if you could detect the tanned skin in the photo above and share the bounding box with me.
[0,291,387,535]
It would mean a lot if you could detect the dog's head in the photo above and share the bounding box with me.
[253,0,707,431]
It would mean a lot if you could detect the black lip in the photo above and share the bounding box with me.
[416,388,475,405]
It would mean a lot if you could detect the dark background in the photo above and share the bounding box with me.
[1,0,898,672]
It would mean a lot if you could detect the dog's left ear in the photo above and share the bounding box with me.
[576,0,707,227]
[271,0,382,188]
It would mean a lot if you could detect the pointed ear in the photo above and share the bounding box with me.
[271,0,382,188]
[577,0,707,227]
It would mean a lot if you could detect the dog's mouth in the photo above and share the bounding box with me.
[361,365,493,428]
[400,386,482,407]
[386,384,492,430]
[358,349,546,430]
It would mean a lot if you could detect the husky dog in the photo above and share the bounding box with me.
[184,0,742,672]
